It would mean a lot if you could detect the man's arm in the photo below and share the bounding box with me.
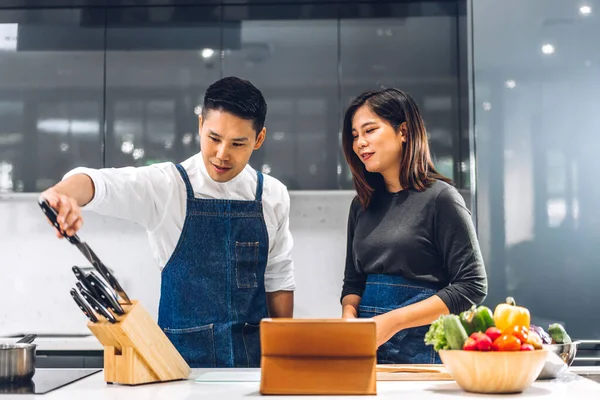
[50,173,95,207]
[267,291,293,318]
[41,165,175,237]
[264,186,296,317]
[41,174,95,237]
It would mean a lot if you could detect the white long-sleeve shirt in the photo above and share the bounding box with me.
[63,153,295,292]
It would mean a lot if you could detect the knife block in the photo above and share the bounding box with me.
[87,300,191,386]
[259,318,377,395]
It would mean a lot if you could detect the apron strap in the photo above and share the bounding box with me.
[175,163,194,200]
[255,170,264,202]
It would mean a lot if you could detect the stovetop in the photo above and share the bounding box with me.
[0,368,101,395]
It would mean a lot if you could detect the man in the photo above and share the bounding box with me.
[41,77,295,368]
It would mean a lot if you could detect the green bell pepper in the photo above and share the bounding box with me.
[459,305,495,335]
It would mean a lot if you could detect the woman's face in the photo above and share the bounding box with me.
[351,104,406,176]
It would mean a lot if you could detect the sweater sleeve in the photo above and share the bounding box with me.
[433,187,488,314]
[340,197,367,302]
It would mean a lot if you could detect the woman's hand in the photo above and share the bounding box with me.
[373,313,398,347]
[372,296,451,347]
[341,294,361,319]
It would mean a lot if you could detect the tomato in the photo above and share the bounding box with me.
[504,325,529,343]
[492,334,521,351]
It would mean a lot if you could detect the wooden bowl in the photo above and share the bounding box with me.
[439,348,549,394]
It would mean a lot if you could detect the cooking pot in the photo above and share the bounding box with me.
[0,334,37,383]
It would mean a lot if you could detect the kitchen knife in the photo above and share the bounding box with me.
[74,281,111,316]
[70,288,99,323]
[73,267,117,313]
[77,285,117,323]
[71,266,99,298]
[38,195,132,305]
[87,270,125,315]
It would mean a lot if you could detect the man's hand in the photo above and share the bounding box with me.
[41,188,84,238]
[266,290,293,318]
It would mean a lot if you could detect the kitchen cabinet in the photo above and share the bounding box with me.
[35,350,103,369]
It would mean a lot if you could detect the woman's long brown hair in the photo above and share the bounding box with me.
[341,88,452,209]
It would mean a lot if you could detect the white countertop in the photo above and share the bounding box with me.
[2,368,600,399]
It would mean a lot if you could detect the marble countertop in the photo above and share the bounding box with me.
[1,368,599,399]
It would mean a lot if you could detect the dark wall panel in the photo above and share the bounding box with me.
[0,8,104,192]
[0,1,466,192]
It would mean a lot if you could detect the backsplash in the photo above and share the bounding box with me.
[0,191,354,336]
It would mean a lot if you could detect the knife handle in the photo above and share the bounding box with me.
[38,195,81,244]
[77,285,117,323]
[70,288,99,323]
[72,266,97,295]
[75,281,112,314]
[88,271,125,315]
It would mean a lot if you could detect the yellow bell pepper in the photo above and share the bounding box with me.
[493,297,530,331]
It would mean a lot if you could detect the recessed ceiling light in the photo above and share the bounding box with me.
[505,80,516,89]
[201,48,214,59]
[542,44,555,55]
[580,5,592,15]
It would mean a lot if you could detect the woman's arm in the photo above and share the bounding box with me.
[432,186,488,313]
[340,198,367,318]
[342,294,361,318]
[374,186,487,347]
[374,295,449,347]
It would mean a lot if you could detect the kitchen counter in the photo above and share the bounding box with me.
[2,368,599,399]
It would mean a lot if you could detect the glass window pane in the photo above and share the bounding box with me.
[473,0,600,340]
[340,2,460,189]
[222,4,339,190]
[0,8,104,193]
[105,6,221,168]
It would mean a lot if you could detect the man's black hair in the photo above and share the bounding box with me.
[202,76,267,134]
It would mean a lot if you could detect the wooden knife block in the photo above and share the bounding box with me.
[87,300,191,385]
[259,318,377,395]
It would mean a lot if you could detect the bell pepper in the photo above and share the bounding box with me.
[459,305,495,335]
[493,297,530,331]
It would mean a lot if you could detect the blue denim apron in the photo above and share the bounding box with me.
[358,274,443,364]
[157,164,269,368]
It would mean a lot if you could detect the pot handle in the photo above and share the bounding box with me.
[16,334,37,344]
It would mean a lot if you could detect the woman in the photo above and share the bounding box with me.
[340,88,487,364]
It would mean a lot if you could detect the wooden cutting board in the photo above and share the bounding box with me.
[376,364,454,381]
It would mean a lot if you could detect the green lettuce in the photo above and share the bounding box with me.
[424,315,450,352]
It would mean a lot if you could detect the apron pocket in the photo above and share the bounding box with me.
[242,323,261,367]
[163,323,216,368]
[235,241,259,288]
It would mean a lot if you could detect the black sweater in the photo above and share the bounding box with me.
[341,180,488,315]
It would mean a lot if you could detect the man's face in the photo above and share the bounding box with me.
[199,109,266,183]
